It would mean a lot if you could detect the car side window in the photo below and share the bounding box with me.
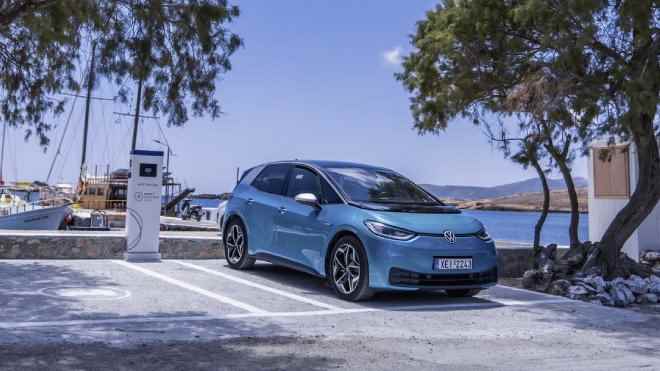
[239,165,264,185]
[320,177,343,204]
[252,164,291,195]
[286,167,322,200]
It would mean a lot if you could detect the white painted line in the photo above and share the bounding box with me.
[171,260,342,311]
[112,261,267,314]
[0,298,573,330]
[0,315,217,329]
[495,284,572,301]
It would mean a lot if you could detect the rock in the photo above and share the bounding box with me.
[652,263,660,277]
[564,243,588,267]
[625,275,649,295]
[583,266,602,277]
[568,285,589,296]
[609,283,636,307]
[636,293,659,304]
[595,292,614,306]
[537,244,558,273]
[522,270,541,289]
[590,276,606,293]
[648,275,660,294]
[548,279,570,296]
[642,251,660,263]
[574,275,606,293]
[649,282,660,295]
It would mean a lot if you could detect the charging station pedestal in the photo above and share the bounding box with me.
[125,150,164,262]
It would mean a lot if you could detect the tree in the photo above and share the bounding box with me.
[91,0,242,129]
[0,0,241,146]
[0,0,96,145]
[504,68,584,248]
[487,125,551,251]
[398,0,659,277]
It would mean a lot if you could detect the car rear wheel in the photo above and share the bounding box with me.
[224,220,255,270]
[328,235,373,301]
[445,289,480,297]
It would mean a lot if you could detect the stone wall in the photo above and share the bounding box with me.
[0,235,223,260]
[0,234,536,277]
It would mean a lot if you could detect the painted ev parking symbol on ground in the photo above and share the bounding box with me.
[38,286,131,300]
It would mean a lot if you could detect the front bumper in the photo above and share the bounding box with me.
[363,233,498,290]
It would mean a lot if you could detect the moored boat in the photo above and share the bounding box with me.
[0,195,72,230]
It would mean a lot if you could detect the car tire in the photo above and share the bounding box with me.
[224,219,255,270]
[445,289,480,297]
[328,235,373,301]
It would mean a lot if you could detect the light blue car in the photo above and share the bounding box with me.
[222,161,498,301]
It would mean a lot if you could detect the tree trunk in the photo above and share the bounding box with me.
[529,153,550,250]
[599,118,660,278]
[545,143,580,248]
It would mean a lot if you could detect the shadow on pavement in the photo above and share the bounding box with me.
[230,262,503,310]
[0,335,343,371]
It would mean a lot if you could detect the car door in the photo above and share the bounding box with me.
[244,163,292,255]
[274,165,333,273]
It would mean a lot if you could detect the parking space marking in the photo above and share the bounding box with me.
[172,260,342,311]
[112,261,267,314]
[493,284,572,301]
[0,297,573,330]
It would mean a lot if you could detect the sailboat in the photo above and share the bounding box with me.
[0,123,72,230]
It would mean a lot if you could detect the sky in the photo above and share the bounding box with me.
[2,1,587,194]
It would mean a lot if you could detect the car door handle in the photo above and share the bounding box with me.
[279,207,287,214]
[246,198,254,205]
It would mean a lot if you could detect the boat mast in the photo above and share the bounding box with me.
[130,77,143,151]
[0,121,6,185]
[80,41,97,182]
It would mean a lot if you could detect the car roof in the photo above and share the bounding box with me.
[269,160,390,172]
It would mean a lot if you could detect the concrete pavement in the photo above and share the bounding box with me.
[0,259,658,370]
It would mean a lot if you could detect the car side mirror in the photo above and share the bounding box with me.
[294,193,321,208]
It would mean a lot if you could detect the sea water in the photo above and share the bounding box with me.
[192,197,588,246]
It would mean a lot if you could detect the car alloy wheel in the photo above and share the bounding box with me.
[332,242,361,295]
[225,224,245,264]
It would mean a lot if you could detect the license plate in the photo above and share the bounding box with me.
[435,258,472,270]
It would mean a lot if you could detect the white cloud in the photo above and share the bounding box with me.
[383,47,403,65]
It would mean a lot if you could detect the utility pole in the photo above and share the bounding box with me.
[80,41,97,180]
[131,78,144,152]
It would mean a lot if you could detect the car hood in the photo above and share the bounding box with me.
[364,209,484,235]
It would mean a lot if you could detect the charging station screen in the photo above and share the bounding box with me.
[139,163,158,178]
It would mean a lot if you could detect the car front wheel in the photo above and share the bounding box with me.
[328,235,373,301]
[224,220,255,270]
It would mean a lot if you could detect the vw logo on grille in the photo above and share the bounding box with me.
[443,230,456,244]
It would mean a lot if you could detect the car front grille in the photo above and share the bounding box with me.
[389,267,498,287]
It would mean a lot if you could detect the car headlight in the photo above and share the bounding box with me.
[476,229,492,241]
[364,220,416,241]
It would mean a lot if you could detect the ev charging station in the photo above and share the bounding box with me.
[125,150,164,262]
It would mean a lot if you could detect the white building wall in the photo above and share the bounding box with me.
[587,145,637,259]
[588,143,660,260]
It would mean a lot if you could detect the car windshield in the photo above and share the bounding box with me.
[324,167,438,204]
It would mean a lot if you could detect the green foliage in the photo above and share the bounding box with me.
[398,0,659,142]
[0,0,242,145]
[92,0,242,126]
[0,0,96,146]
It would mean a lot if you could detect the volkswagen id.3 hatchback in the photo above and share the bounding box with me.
[222,161,498,301]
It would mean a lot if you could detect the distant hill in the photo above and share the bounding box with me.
[420,177,588,201]
[457,188,588,213]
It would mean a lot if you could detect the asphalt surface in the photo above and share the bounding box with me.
[0,259,658,370]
